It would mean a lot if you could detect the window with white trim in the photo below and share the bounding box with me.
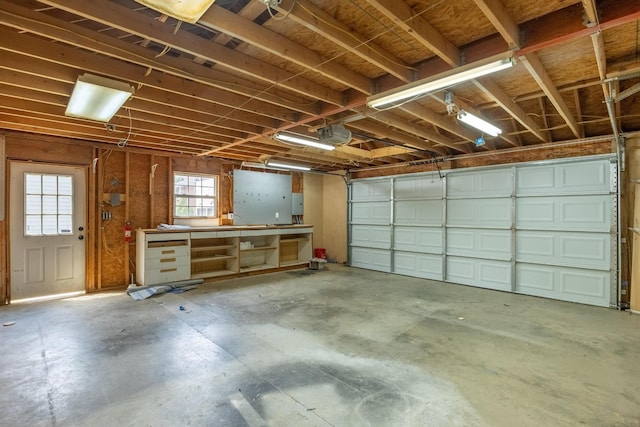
[173,172,218,218]
[25,173,73,236]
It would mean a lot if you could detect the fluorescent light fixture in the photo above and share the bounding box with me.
[274,132,336,151]
[457,110,502,137]
[241,161,312,172]
[241,162,269,169]
[367,56,515,109]
[134,0,216,23]
[65,73,134,122]
[267,162,311,171]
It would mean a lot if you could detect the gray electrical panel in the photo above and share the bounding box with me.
[292,193,304,215]
[233,169,292,225]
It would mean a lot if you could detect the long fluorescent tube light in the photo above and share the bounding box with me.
[241,162,269,169]
[367,56,515,109]
[65,74,134,122]
[241,161,312,172]
[457,110,502,137]
[274,132,336,151]
[134,0,216,23]
[267,162,311,171]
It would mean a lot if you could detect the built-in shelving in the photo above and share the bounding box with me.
[136,226,313,284]
[279,233,312,267]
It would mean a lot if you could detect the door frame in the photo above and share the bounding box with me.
[5,160,92,303]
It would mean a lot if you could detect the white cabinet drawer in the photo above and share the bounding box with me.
[145,265,190,285]
[146,245,190,259]
[192,230,240,239]
[144,255,189,270]
[146,232,190,242]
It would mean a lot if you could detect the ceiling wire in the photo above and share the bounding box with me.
[346,0,446,63]
[157,1,453,150]
[295,1,416,72]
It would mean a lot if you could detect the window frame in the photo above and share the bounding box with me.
[173,171,219,219]
[24,172,74,237]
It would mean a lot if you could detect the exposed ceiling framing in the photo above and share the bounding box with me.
[0,0,639,171]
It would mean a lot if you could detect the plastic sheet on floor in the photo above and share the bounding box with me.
[126,279,204,300]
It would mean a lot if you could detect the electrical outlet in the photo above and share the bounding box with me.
[275,212,279,219]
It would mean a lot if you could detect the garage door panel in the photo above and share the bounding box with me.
[517,160,611,196]
[394,252,443,280]
[516,195,611,231]
[395,200,442,225]
[351,180,391,201]
[394,177,442,200]
[351,247,391,272]
[351,225,390,249]
[351,202,390,224]
[349,156,616,308]
[447,198,511,228]
[447,228,511,260]
[516,263,610,307]
[448,169,513,198]
[394,226,442,253]
[516,231,610,270]
[446,256,511,291]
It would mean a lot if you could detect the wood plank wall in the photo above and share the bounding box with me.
[625,135,640,311]
[0,131,302,303]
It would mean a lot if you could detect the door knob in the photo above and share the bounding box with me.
[78,235,84,240]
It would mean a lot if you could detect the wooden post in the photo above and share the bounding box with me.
[631,183,640,312]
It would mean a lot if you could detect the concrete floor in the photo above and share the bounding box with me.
[1,264,640,427]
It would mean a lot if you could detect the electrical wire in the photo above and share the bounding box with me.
[267,0,297,21]
[117,108,133,148]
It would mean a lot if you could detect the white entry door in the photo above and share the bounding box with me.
[10,162,86,301]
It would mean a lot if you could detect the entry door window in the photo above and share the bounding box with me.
[24,173,73,236]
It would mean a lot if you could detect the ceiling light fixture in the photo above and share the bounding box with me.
[241,161,312,172]
[457,110,502,137]
[267,161,311,171]
[134,0,216,23]
[65,74,134,123]
[273,132,336,151]
[367,55,515,109]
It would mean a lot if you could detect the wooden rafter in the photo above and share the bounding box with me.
[37,0,345,105]
[473,77,548,142]
[472,0,520,48]
[364,0,461,67]
[521,53,582,139]
[199,4,372,94]
[274,0,413,83]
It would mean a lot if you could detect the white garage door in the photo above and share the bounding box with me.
[446,168,513,291]
[393,175,444,280]
[349,179,391,272]
[515,159,615,307]
[348,155,617,307]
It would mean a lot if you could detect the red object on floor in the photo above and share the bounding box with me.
[314,248,326,258]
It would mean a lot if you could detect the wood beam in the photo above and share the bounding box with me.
[474,77,549,142]
[37,0,345,105]
[0,67,262,138]
[472,0,520,48]
[275,0,413,83]
[369,146,418,159]
[521,53,582,139]
[582,0,599,26]
[400,104,479,143]
[199,5,371,94]
[364,0,461,67]
[591,31,610,98]
[360,109,471,153]
[519,0,640,55]
[574,89,585,138]
[0,3,310,118]
[347,120,448,156]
